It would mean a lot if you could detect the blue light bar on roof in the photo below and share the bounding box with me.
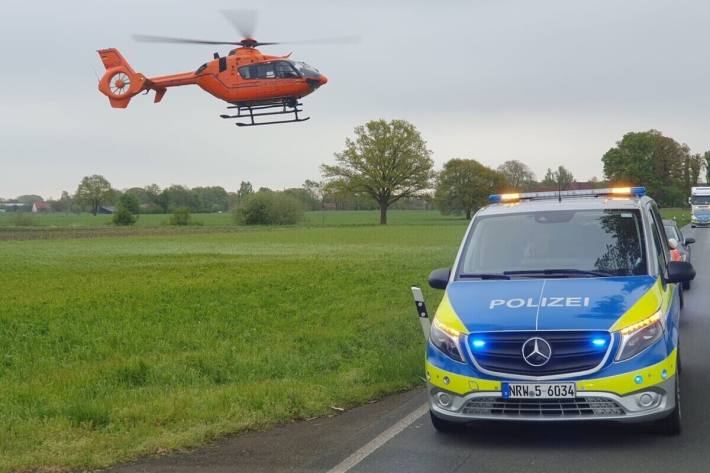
[488,187,646,203]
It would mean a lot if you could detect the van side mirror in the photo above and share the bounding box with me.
[428,268,451,290]
[685,237,695,245]
[666,261,695,284]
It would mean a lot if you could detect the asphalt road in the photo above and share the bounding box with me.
[108,226,709,473]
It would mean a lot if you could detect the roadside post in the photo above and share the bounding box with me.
[411,286,431,340]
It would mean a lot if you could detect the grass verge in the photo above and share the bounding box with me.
[659,207,691,228]
[0,215,466,471]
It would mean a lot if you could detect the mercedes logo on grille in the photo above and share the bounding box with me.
[521,337,552,367]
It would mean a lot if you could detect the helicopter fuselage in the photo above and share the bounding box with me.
[97,46,327,108]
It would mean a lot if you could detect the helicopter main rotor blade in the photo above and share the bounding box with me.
[274,35,362,46]
[133,34,241,46]
[220,9,257,39]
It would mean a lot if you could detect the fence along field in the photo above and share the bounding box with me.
[0,210,464,471]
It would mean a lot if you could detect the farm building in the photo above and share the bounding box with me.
[32,201,50,213]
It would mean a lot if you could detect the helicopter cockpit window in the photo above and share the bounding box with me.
[292,61,320,78]
[274,61,300,79]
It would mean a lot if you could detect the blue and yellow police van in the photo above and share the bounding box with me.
[423,187,695,435]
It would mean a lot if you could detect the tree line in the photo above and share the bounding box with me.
[3,122,708,225]
[322,121,709,223]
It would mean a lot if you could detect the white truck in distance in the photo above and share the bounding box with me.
[690,186,710,227]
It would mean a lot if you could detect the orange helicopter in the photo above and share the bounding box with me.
[97,10,358,126]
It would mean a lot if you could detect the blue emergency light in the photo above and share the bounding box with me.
[471,338,486,349]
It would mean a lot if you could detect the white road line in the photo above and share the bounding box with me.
[326,403,429,473]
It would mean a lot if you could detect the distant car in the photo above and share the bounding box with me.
[663,219,694,290]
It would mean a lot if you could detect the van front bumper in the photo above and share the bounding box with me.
[429,376,675,423]
[426,349,677,423]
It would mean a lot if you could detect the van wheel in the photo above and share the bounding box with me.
[430,411,465,433]
[654,373,682,436]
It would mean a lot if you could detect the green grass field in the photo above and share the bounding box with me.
[0,206,691,471]
[0,210,467,471]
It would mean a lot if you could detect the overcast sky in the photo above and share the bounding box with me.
[1,0,709,199]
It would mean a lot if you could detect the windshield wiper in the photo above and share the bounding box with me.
[504,269,614,278]
[459,273,511,280]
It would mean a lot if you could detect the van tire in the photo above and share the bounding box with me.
[654,373,682,436]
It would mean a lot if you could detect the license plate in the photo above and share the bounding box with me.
[502,382,576,399]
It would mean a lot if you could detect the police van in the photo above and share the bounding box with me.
[424,187,695,435]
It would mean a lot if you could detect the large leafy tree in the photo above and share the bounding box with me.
[497,160,535,190]
[75,175,113,215]
[542,165,574,190]
[49,191,73,213]
[435,159,507,219]
[602,130,689,206]
[322,119,434,224]
[303,179,325,203]
[143,184,166,212]
[236,181,254,204]
[161,185,198,211]
[117,193,140,214]
[15,194,43,204]
[192,186,229,212]
[683,154,705,194]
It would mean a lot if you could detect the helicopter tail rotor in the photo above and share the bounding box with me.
[96,48,150,108]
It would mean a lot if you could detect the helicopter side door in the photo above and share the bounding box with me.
[237,62,278,100]
[237,61,303,100]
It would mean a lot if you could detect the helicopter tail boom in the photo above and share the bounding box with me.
[97,48,149,108]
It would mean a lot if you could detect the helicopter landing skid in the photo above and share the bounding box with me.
[220,100,310,127]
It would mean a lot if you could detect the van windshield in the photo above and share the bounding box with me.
[458,209,647,278]
[691,195,710,205]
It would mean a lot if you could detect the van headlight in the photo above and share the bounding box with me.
[616,310,664,361]
[430,319,465,362]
